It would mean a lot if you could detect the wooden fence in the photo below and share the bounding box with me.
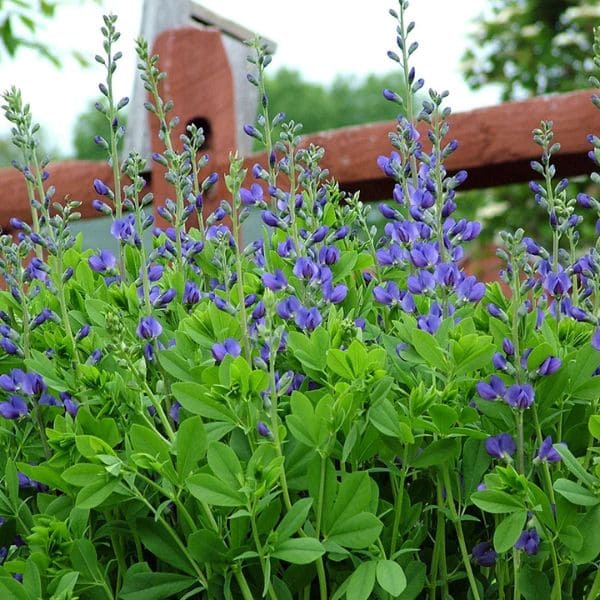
[1,23,599,279]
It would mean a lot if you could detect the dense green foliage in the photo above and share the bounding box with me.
[0,5,600,600]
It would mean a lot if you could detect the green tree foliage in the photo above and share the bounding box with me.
[0,0,95,66]
[72,98,127,161]
[264,68,408,134]
[459,1,600,249]
[462,0,599,101]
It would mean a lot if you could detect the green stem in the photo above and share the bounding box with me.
[390,446,409,557]
[513,549,521,600]
[441,466,481,600]
[233,566,255,600]
[249,511,278,600]
[315,455,326,539]
[516,411,525,475]
[587,563,600,600]
[125,354,175,441]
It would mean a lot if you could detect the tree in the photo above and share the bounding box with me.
[72,98,127,161]
[264,68,408,135]
[0,0,96,66]
[462,0,598,101]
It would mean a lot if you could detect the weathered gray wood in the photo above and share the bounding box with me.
[124,1,276,160]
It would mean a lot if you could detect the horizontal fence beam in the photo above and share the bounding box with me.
[1,90,598,233]
[238,89,600,199]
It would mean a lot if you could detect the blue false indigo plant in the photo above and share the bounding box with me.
[0,3,599,599]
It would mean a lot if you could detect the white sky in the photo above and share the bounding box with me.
[0,0,499,155]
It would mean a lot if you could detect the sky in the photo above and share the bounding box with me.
[0,0,499,156]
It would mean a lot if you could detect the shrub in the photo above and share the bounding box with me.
[0,3,599,599]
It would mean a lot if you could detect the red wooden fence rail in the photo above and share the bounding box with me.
[0,26,598,246]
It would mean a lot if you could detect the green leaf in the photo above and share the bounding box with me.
[23,558,41,599]
[558,525,583,551]
[413,438,460,468]
[70,538,103,582]
[76,479,119,509]
[136,518,195,575]
[573,505,600,564]
[429,404,458,435]
[158,349,192,381]
[471,489,526,514]
[207,441,243,488]
[172,381,235,422]
[555,444,597,487]
[326,348,355,379]
[50,572,79,599]
[346,561,377,600]
[326,472,372,532]
[187,473,245,506]
[62,463,106,487]
[327,512,382,548]
[188,529,228,563]
[369,398,414,443]
[462,438,491,499]
[376,559,407,596]
[130,424,171,465]
[493,511,527,552]
[271,537,325,564]
[553,478,600,506]
[276,498,313,541]
[75,435,115,459]
[589,415,600,441]
[518,566,551,600]
[411,329,445,367]
[526,342,553,371]
[120,569,195,600]
[176,416,207,479]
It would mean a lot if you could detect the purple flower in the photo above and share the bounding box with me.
[0,338,19,355]
[487,303,506,320]
[89,249,116,273]
[592,328,600,351]
[262,269,288,292]
[87,349,102,365]
[257,421,272,438]
[476,375,506,401]
[505,383,534,409]
[153,288,177,308]
[211,338,242,363]
[146,263,164,282]
[492,352,508,371]
[136,316,162,340]
[502,338,515,356]
[417,313,441,334]
[277,296,301,320]
[22,373,46,396]
[535,436,561,464]
[515,529,539,555]
[93,178,111,196]
[183,281,201,306]
[293,257,319,281]
[295,307,322,331]
[308,226,329,245]
[407,270,435,295]
[261,210,282,228]
[31,308,55,330]
[240,183,264,206]
[472,542,497,567]
[111,214,139,245]
[170,401,181,424]
[456,276,485,303]
[537,356,561,376]
[60,392,79,417]
[0,396,28,419]
[543,270,571,297]
[319,246,340,265]
[373,281,402,306]
[323,283,348,304]
[485,433,516,460]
